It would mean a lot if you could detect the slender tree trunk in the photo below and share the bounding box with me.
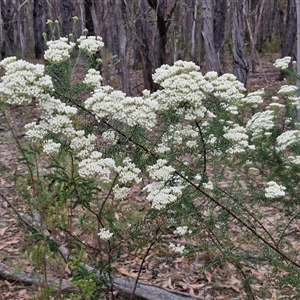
[213,0,227,63]
[191,0,198,61]
[84,0,94,35]
[0,0,4,59]
[245,0,266,72]
[232,0,249,85]
[137,0,156,91]
[201,0,220,73]
[295,0,300,122]
[282,0,297,59]
[60,0,74,37]
[116,0,130,94]
[147,0,167,67]
[33,0,48,59]
[1,0,17,55]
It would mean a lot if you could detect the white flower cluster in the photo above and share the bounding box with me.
[102,130,118,145]
[147,159,175,181]
[143,181,184,210]
[173,226,190,236]
[78,36,104,54]
[85,86,125,119]
[0,57,53,105]
[85,86,158,130]
[98,228,113,240]
[151,61,213,117]
[241,89,264,107]
[155,124,198,153]
[288,155,300,165]
[115,157,142,184]
[43,139,61,155]
[113,185,130,200]
[208,72,246,110]
[203,181,214,190]
[287,96,300,109]
[152,60,200,84]
[273,56,291,70]
[44,37,76,62]
[38,94,77,118]
[277,85,298,95]
[70,131,96,158]
[276,130,300,151]
[265,181,286,199]
[78,151,116,182]
[25,121,48,141]
[223,124,254,153]
[169,243,185,254]
[246,110,275,140]
[83,68,102,88]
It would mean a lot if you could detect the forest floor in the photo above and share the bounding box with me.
[0,54,297,300]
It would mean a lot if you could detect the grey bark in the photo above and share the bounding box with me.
[0,0,17,56]
[201,0,220,73]
[282,0,297,58]
[191,0,198,61]
[33,0,48,59]
[213,0,227,63]
[245,0,267,72]
[116,0,130,94]
[232,0,249,85]
[136,0,157,91]
[59,0,74,37]
[147,0,167,66]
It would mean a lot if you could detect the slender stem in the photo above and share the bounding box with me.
[129,232,158,300]
[98,174,119,221]
[277,210,300,248]
[195,120,207,175]
[219,187,277,246]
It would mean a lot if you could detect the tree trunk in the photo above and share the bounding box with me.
[33,0,48,59]
[245,0,267,72]
[136,0,157,91]
[1,0,17,56]
[282,0,297,59]
[60,0,74,37]
[146,0,167,67]
[116,0,130,94]
[84,0,94,35]
[191,0,198,61]
[232,0,249,85]
[201,0,220,73]
[213,0,227,63]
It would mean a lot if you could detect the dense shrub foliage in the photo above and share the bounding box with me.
[1,33,300,298]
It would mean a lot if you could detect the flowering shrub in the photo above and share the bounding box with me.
[1,33,300,299]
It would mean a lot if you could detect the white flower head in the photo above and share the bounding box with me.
[44,37,75,62]
[265,181,286,199]
[113,185,130,200]
[278,85,298,95]
[83,68,102,88]
[273,56,291,70]
[43,139,61,155]
[98,228,113,240]
[169,243,185,254]
[0,59,53,105]
[173,226,189,236]
[78,36,104,54]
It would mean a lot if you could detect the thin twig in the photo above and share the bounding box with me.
[130,234,157,300]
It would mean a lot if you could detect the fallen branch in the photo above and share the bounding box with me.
[0,261,201,300]
[0,261,78,292]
